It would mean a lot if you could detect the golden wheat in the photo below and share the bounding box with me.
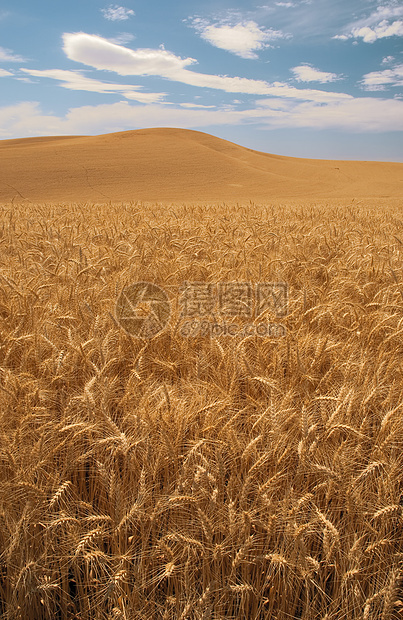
[0,200,402,619]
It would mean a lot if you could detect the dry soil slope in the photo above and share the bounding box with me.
[0,127,401,203]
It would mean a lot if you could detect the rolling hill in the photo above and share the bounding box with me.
[0,127,401,203]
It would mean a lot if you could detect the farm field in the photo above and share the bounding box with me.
[0,128,402,205]
[0,130,402,619]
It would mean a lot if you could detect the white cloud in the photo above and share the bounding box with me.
[179,103,217,108]
[360,63,403,90]
[367,4,403,24]
[1,93,402,141]
[108,33,135,45]
[63,32,197,77]
[0,46,26,62]
[0,68,12,77]
[252,96,403,131]
[334,3,403,42]
[62,32,348,102]
[259,82,350,102]
[351,21,403,43]
[0,101,232,138]
[275,2,295,7]
[189,19,289,59]
[382,55,395,64]
[0,102,66,138]
[291,64,340,83]
[101,5,135,22]
[20,68,166,103]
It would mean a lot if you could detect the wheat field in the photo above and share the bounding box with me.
[0,199,402,619]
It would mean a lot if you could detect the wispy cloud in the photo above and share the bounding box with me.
[291,64,341,83]
[179,103,217,109]
[188,18,290,59]
[101,5,135,22]
[257,83,350,102]
[107,33,135,45]
[62,32,347,102]
[334,2,403,42]
[1,94,402,141]
[0,68,13,77]
[0,46,26,62]
[254,95,403,131]
[360,63,403,90]
[20,68,166,103]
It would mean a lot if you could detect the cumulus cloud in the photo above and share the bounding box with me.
[20,68,166,103]
[62,32,349,102]
[0,46,26,62]
[360,63,403,90]
[189,18,289,59]
[351,21,403,43]
[334,3,403,42]
[101,5,135,21]
[291,64,340,83]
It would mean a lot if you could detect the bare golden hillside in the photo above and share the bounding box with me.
[0,127,402,203]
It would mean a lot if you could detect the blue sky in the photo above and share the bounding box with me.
[0,0,402,160]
